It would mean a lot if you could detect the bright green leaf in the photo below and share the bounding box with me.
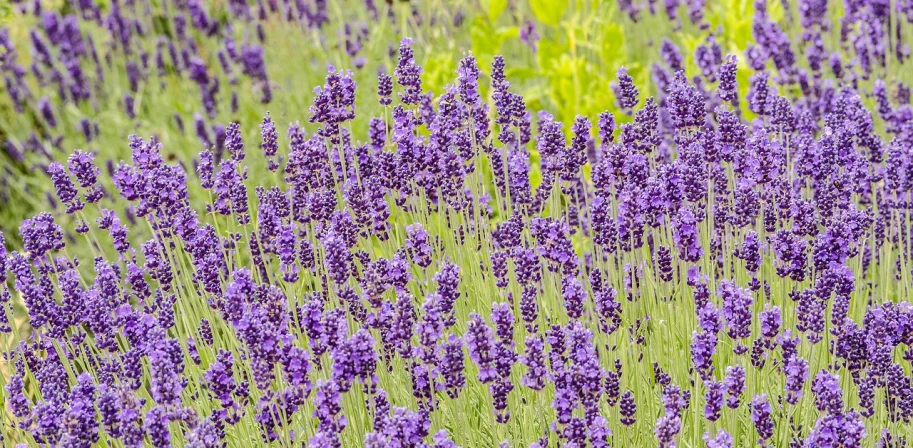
[530,0,568,27]
[600,24,625,70]
[481,0,508,23]
[495,26,520,41]
[470,17,505,71]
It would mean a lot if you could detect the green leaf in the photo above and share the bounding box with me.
[470,18,499,55]
[530,0,568,27]
[599,24,625,70]
[481,0,508,23]
[495,26,520,41]
[470,17,504,70]
[505,66,539,81]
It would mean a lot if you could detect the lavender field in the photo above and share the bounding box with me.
[1,0,913,446]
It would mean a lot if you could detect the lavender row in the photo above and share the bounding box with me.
[3,9,913,448]
[0,0,449,229]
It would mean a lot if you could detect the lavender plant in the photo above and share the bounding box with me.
[4,0,913,447]
[3,28,913,445]
[0,0,826,242]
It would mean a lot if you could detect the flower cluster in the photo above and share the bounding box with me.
[5,2,913,446]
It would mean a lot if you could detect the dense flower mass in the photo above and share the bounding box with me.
[5,0,913,446]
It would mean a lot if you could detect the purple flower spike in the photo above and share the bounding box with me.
[724,365,745,409]
[614,67,639,111]
[750,394,774,442]
[20,212,65,260]
[784,356,809,405]
[465,313,497,384]
[811,369,844,415]
[620,390,637,426]
[703,429,733,448]
[405,223,433,268]
[47,163,83,214]
[720,280,753,353]
[395,38,423,105]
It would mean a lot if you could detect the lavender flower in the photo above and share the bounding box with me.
[720,280,753,353]
[784,356,809,405]
[395,38,423,105]
[405,223,433,268]
[724,365,745,409]
[812,369,844,415]
[703,429,733,448]
[750,394,774,442]
[561,274,586,319]
[614,67,639,111]
[322,229,351,285]
[705,381,723,422]
[47,162,83,213]
[465,313,497,384]
[3,30,912,447]
[620,391,637,426]
[20,212,65,260]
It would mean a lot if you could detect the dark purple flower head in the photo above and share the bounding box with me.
[697,303,722,334]
[748,71,772,116]
[59,373,99,446]
[0,232,7,284]
[20,213,65,260]
[704,381,724,422]
[717,54,739,104]
[724,365,745,409]
[225,121,244,161]
[812,369,844,415]
[395,37,423,105]
[691,330,717,380]
[378,73,393,106]
[204,349,237,407]
[784,356,809,405]
[47,162,83,213]
[465,313,497,384]
[39,97,57,128]
[404,223,433,268]
[620,390,637,426]
[331,329,377,392]
[441,334,466,398]
[759,304,781,339]
[561,274,586,319]
[124,94,136,119]
[614,66,639,111]
[750,394,774,442]
[186,416,223,448]
[720,280,753,352]
[457,54,482,107]
[667,71,706,130]
[97,209,129,254]
[145,406,171,447]
[240,44,270,103]
[704,429,733,448]
[310,66,357,129]
[672,206,703,262]
[260,112,279,160]
[197,149,215,189]
[804,410,866,447]
[212,159,249,224]
[520,335,547,391]
[661,39,684,72]
[655,412,681,448]
[695,34,723,82]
